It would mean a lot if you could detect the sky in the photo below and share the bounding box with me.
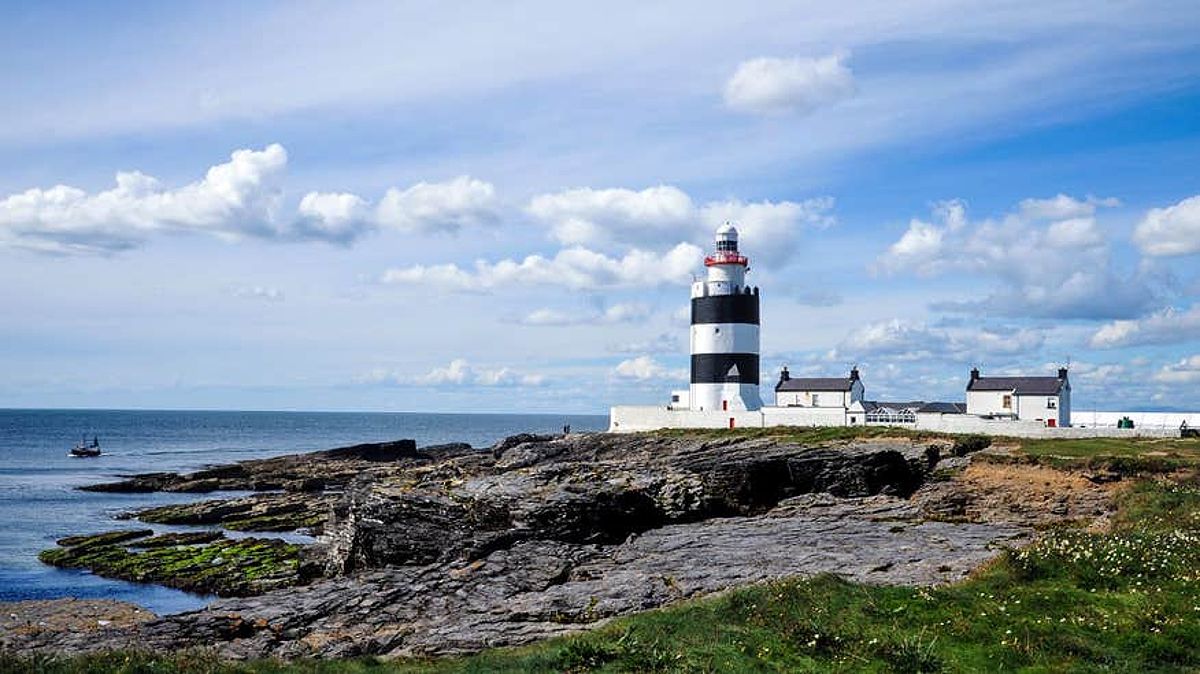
[1,0,1199,414]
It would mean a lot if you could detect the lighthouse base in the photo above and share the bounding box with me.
[688,383,763,412]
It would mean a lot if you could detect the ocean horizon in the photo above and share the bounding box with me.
[0,408,608,614]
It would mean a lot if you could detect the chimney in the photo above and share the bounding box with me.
[849,367,860,382]
[779,366,790,383]
[1058,367,1068,380]
[970,367,980,381]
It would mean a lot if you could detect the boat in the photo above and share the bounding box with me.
[69,436,102,457]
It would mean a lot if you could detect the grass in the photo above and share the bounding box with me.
[8,433,1200,673]
[1006,437,1200,474]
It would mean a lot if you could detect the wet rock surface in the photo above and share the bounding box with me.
[123,492,336,533]
[7,431,1042,659]
[38,530,323,597]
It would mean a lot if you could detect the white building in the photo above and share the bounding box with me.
[774,366,865,408]
[965,367,1071,427]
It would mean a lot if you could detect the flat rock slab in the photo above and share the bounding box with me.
[6,494,1027,659]
[0,599,156,637]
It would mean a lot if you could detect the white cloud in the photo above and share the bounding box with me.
[613,355,687,381]
[1018,194,1118,220]
[723,53,856,116]
[0,146,500,254]
[0,145,288,254]
[380,242,703,292]
[834,318,1044,362]
[876,196,1153,319]
[1089,305,1200,348]
[294,192,371,244]
[231,286,285,302]
[529,185,693,249]
[365,359,545,387]
[1153,355,1200,384]
[375,176,499,234]
[1134,195,1200,257]
[519,302,652,326]
[699,197,835,267]
[528,184,833,267]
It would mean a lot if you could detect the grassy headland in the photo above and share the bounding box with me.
[6,432,1199,673]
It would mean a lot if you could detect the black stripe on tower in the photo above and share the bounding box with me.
[691,354,760,385]
[691,294,760,325]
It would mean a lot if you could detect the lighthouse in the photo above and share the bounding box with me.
[689,223,763,412]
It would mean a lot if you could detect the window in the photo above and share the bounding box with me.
[671,394,680,403]
[1002,395,1012,409]
[812,393,821,406]
[1047,398,1057,409]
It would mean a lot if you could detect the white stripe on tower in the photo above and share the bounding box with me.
[690,323,759,354]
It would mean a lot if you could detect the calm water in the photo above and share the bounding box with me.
[0,409,606,614]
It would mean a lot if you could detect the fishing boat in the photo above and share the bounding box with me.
[69,436,102,457]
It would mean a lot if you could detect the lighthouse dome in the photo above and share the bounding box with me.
[715,222,738,241]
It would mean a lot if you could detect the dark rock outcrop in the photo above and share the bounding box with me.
[123,492,336,533]
[9,431,1035,659]
[81,439,474,494]
[322,434,941,573]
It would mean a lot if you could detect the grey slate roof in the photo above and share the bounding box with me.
[862,400,966,414]
[776,377,853,392]
[967,376,1065,395]
[863,401,924,412]
[917,401,967,414]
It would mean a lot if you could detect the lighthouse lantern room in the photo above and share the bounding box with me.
[688,223,763,412]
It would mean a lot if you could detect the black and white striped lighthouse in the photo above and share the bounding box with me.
[689,223,762,411]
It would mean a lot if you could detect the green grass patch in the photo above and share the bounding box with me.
[1010,437,1200,473]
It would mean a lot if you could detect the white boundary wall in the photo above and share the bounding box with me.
[1069,411,1200,430]
[610,405,1187,438]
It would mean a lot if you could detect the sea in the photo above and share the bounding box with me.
[0,409,607,615]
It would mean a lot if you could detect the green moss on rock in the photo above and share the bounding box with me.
[38,530,321,597]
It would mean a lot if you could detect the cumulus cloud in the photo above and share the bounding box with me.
[0,145,499,254]
[519,302,652,326]
[1153,355,1200,384]
[876,196,1154,319]
[375,176,499,234]
[1134,195,1200,257]
[528,185,833,267]
[0,145,288,254]
[293,191,371,244]
[723,53,856,116]
[380,242,703,292]
[613,355,688,381]
[363,359,545,387]
[1089,305,1200,348]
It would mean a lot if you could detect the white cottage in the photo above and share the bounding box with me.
[774,367,865,408]
[965,367,1071,427]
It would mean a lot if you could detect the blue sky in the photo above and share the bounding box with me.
[2,0,1199,413]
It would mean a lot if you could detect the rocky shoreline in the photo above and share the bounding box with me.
[3,430,1116,659]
